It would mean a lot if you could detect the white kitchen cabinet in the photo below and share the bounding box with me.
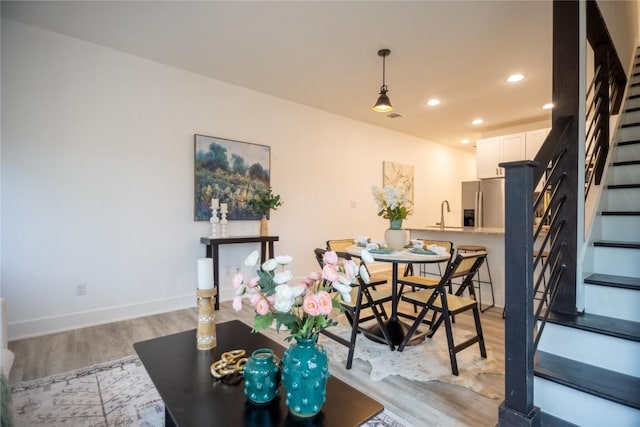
[476,128,550,179]
[525,128,551,192]
[502,134,526,162]
[525,128,551,160]
[476,133,525,178]
[476,137,502,179]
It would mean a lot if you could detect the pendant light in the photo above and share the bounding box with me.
[373,49,393,113]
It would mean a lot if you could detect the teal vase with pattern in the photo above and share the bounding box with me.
[243,348,281,405]
[281,337,329,418]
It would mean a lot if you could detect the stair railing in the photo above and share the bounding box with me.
[584,63,604,198]
[532,156,569,342]
[498,1,626,425]
[499,116,573,426]
[585,1,627,197]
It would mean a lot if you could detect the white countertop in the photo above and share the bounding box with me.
[407,226,505,235]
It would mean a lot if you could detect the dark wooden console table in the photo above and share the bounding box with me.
[200,235,279,309]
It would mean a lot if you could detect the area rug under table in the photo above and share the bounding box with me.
[10,355,407,426]
[319,323,503,398]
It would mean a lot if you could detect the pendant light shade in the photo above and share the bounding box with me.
[373,91,393,113]
[373,49,393,113]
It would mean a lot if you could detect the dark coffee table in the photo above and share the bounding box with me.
[134,320,384,426]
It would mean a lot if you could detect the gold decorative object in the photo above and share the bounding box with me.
[196,288,217,350]
[260,216,269,236]
[210,349,248,378]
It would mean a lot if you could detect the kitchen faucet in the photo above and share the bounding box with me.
[437,200,451,229]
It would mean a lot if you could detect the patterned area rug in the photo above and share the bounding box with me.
[319,322,503,398]
[10,355,407,426]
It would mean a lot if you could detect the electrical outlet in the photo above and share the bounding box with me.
[76,283,87,296]
[226,267,234,278]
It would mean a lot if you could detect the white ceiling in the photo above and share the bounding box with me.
[1,1,554,151]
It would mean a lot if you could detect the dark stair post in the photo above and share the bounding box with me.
[549,0,579,315]
[499,160,540,427]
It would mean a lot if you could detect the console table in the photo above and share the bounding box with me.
[200,235,279,309]
[134,320,384,426]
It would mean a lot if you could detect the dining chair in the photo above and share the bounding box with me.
[398,240,454,312]
[326,239,389,289]
[314,248,393,369]
[396,252,487,376]
[314,247,390,323]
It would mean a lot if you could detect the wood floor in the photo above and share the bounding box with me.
[8,290,506,426]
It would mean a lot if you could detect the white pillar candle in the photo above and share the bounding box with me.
[220,203,228,213]
[210,198,219,209]
[197,258,214,290]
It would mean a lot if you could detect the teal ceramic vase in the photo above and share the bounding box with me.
[243,348,281,405]
[389,219,403,230]
[282,337,329,418]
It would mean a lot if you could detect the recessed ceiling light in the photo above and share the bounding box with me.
[542,103,554,110]
[507,73,525,83]
[427,98,440,106]
[472,118,484,125]
[461,139,470,144]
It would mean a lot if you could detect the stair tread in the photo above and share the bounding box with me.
[607,183,640,189]
[621,122,640,128]
[594,240,640,249]
[535,351,640,410]
[546,310,640,342]
[602,211,640,216]
[626,106,640,113]
[617,139,640,146]
[612,160,640,166]
[585,273,640,290]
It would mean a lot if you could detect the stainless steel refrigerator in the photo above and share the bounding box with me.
[461,179,505,228]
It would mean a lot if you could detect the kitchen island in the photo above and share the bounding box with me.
[407,226,505,309]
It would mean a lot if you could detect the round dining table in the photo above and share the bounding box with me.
[345,245,451,347]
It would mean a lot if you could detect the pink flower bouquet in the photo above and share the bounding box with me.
[232,250,365,341]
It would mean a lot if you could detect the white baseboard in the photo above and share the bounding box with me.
[7,294,196,341]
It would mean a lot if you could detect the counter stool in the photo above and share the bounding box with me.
[456,245,494,312]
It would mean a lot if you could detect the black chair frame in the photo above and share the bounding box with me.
[314,248,393,369]
[396,252,488,376]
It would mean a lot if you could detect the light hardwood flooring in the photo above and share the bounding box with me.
[8,285,506,426]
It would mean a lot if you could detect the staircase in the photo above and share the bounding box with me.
[533,53,640,426]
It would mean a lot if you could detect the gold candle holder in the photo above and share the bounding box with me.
[196,288,217,350]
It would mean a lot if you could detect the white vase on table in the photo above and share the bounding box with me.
[384,221,407,251]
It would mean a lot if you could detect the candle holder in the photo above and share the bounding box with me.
[197,288,217,350]
[220,211,229,237]
[209,207,220,238]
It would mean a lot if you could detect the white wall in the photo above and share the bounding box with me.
[597,0,639,72]
[0,20,475,339]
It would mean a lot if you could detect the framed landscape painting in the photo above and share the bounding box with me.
[194,134,271,221]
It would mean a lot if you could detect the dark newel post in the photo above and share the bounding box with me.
[498,161,540,427]
[550,0,579,315]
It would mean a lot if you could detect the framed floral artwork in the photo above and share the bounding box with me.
[194,134,271,221]
[383,161,414,210]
